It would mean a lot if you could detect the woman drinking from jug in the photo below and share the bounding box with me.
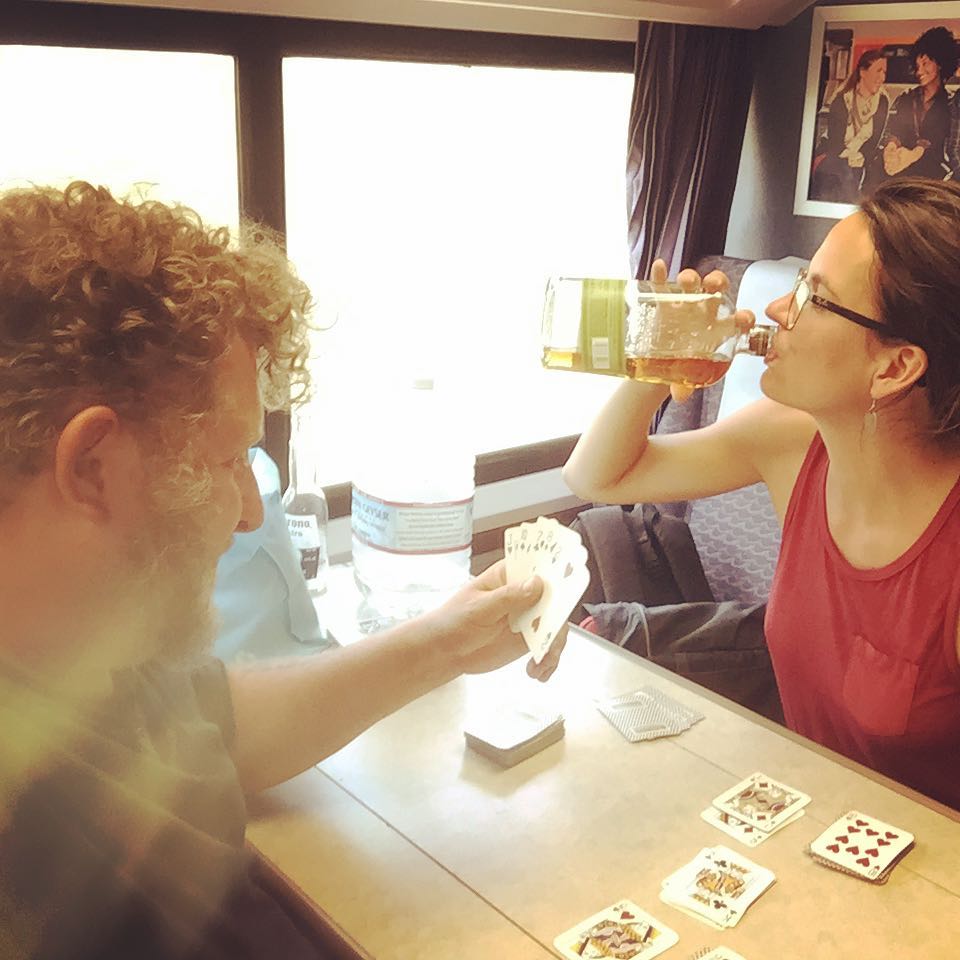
[564,177,960,812]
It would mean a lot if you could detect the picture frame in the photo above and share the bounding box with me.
[794,2,960,218]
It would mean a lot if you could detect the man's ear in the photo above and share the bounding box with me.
[53,406,142,522]
[871,343,929,400]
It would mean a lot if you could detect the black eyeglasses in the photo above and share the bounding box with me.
[784,268,888,335]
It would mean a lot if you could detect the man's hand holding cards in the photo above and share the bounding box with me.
[504,517,590,664]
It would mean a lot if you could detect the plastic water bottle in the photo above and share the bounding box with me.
[283,412,329,598]
[351,378,475,625]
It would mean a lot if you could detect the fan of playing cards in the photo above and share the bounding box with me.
[504,517,590,664]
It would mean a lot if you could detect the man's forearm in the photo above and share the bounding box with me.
[227,617,456,794]
[225,563,545,795]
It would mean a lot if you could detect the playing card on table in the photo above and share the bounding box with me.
[598,686,704,742]
[688,948,748,960]
[660,846,775,929]
[700,805,804,848]
[504,517,590,664]
[553,899,679,960]
[711,772,810,833]
[808,810,914,882]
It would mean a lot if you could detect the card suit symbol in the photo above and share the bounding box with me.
[848,826,861,834]
[855,819,869,827]
[857,857,870,867]
[846,846,859,855]
[619,910,635,921]
[866,828,879,836]
[866,849,878,858]
[837,835,849,844]
[878,839,890,847]
[827,843,840,853]
[884,832,899,839]
[531,616,541,632]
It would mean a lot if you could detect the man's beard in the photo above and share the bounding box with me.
[127,495,223,667]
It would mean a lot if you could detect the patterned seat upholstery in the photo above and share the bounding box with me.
[653,255,793,605]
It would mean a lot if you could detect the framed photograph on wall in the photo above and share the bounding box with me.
[794,2,960,218]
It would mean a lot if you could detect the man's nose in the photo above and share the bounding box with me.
[235,456,264,533]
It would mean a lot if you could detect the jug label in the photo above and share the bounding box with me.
[590,336,611,370]
[580,279,626,375]
[352,488,473,554]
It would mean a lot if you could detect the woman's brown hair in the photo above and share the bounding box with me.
[860,177,960,447]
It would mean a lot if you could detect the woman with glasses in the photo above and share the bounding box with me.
[564,177,960,812]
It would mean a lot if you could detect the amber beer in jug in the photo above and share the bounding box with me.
[541,277,772,387]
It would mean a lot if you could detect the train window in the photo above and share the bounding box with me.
[282,57,633,485]
[0,45,238,231]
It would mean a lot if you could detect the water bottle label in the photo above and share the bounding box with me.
[351,488,473,554]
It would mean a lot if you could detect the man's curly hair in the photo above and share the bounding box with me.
[0,181,311,486]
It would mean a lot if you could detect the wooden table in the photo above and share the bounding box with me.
[247,627,960,959]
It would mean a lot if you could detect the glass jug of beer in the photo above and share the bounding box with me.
[541,277,773,388]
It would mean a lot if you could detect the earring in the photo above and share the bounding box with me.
[865,398,878,435]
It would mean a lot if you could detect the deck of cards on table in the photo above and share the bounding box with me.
[807,810,915,883]
[701,771,810,847]
[553,899,678,960]
[504,517,589,663]
[660,845,775,930]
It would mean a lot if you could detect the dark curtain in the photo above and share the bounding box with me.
[627,22,758,280]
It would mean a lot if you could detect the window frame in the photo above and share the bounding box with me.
[3,0,634,517]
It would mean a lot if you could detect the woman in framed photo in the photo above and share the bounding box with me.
[811,49,890,203]
[867,26,959,185]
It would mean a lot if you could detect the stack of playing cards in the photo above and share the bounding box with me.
[701,772,811,847]
[504,517,590,663]
[553,899,679,960]
[660,845,775,929]
[597,686,705,742]
[463,704,564,768]
[807,810,915,884]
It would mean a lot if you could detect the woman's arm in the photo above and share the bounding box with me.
[564,393,815,515]
[861,97,889,162]
[826,94,848,155]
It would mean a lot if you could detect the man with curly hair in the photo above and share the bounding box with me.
[0,182,564,958]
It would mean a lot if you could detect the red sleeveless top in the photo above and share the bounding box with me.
[766,435,960,811]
